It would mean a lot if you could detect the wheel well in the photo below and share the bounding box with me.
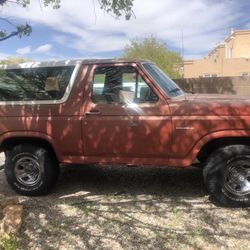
[0,137,58,161]
[197,137,250,163]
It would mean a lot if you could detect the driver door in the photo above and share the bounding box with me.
[82,64,172,158]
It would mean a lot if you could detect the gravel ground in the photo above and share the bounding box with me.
[0,154,250,250]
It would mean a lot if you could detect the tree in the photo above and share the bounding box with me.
[99,0,134,20]
[0,0,134,42]
[0,57,32,65]
[123,36,182,78]
[0,0,60,42]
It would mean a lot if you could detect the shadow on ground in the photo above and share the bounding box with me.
[56,164,206,198]
[1,165,250,250]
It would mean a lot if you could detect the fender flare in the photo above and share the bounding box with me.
[0,131,62,161]
[189,129,250,161]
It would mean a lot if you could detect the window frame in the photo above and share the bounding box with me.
[203,73,217,78]
[142,63,184,98]
[241,72,250,77]
[0,63,81,105]
[91,64,159,105]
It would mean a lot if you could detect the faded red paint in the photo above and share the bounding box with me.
[1,60,250,167]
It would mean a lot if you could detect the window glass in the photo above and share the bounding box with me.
[203,73,217,78]
[92,66,158,104]
[142,63,184,97]
[241,72,250,77]
[203,74,210,78]
[0,66,75,101]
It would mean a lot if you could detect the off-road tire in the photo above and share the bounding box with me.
[5,144,59,196]
[203,145,250,207]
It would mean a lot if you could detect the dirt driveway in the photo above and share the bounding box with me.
[0,160,250,250]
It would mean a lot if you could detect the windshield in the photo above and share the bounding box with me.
[142,63,184,97]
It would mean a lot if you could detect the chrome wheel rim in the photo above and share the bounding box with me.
[14,156,42,187]
[224,159,250,196]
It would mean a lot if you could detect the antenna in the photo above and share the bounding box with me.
[181,29,184,59]
[180,29,185,79]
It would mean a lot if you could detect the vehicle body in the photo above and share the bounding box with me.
[1,59,250,207]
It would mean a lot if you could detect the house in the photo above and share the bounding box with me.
[180,30,250,78]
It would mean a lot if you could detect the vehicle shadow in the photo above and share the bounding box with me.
[54,164,206,199]
[0,164,206,200]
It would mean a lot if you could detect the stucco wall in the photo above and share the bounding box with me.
[182,30,250,78]
[183,58,250,78]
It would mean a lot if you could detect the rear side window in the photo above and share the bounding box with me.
[0,66,75,101]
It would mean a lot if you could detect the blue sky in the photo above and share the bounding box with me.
[1,0,250,61]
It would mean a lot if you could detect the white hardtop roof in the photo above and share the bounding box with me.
[0,59,82,70]
[0,59,149,70]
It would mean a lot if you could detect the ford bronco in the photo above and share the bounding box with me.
[0,59,250,207]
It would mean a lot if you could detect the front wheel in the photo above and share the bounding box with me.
[5,144,59,196]
[203,145,250,207]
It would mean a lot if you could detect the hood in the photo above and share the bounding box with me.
[169,93,250,116]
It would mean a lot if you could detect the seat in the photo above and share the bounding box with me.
[119,90,135,103]
[45,77,60,99]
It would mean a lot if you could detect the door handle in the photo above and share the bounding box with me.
[85,109,101,115]
[129,120,137,127]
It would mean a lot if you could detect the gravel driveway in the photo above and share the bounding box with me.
[0,156,250,250]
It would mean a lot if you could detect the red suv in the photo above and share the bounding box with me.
[1,59,250,207]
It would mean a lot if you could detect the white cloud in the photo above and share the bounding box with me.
[52,35,68,45]
[16,46,31,55]
[0,53,13,60]
[34,44,52,53]
[15,44,52,56]
[1,0,246,58]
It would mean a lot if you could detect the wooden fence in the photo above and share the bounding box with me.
[174,76,250,96]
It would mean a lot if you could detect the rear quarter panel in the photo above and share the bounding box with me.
[0,65,88,161]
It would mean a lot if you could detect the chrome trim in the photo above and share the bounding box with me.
[0,62,82,106]
[176,127,195,130]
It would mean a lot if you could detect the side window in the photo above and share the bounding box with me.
[92,66,158,104]
[0,66,75,101]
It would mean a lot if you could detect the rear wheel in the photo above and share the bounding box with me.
[5,144,59,196]
[203,145,250,207]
